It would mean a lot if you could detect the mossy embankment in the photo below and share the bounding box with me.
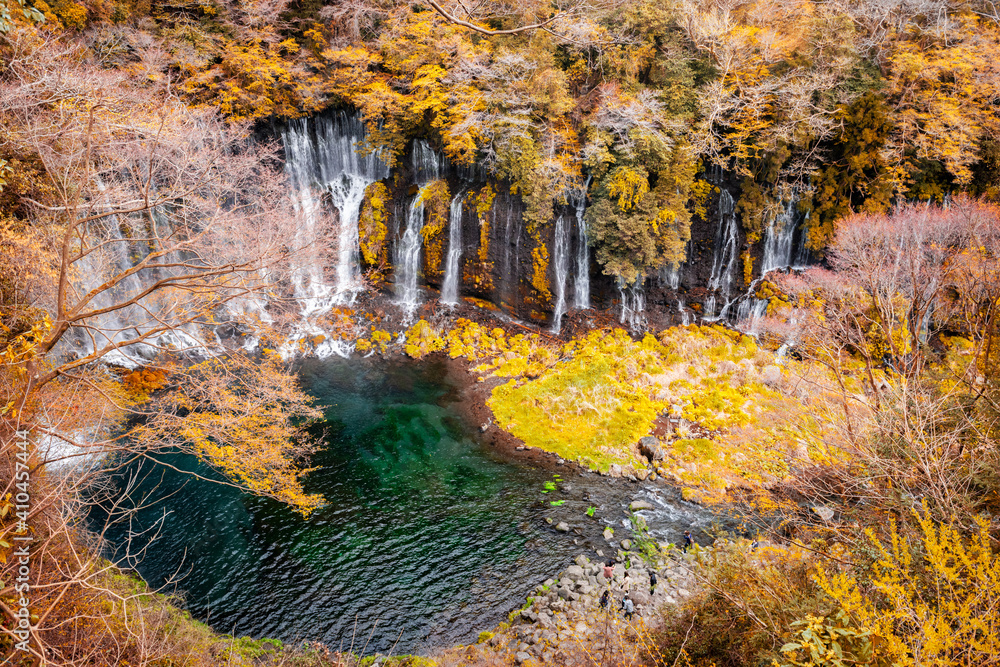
[358,311,856,507]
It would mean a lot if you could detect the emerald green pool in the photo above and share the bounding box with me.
[93,357,588,654]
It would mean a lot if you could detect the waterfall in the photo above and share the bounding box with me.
[668,267,680,290]
[572,178,591,310]
[735,297,769,335]
[501,197,519,307]
[64,188,217,366]
[440,190,465,306]
[705,190,739,320]
[551,214,571,332]
[397,194,426,317]
[677,299,691,326]
[761,192,799,274]
[282,113,389,313]
[393,140,444,317]
[619,279,646,331]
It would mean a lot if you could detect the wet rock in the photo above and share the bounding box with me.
[621,539,633,550]
[636,468,649,481]
[555,521,570,532]
[639,436,666,461]
[630,500,654,511]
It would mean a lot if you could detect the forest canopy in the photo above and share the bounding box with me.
[5,0,1000,283]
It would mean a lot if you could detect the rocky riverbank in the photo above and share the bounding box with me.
[445,538,736,667]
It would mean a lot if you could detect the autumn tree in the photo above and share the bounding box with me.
[0,27,326,665]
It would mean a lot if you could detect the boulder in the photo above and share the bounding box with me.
[608,463,623,477]
[515,651,532,664]
[621,539,633,550]
[574,554,590,567]
[555,521,570,532]
[635,468,649,481]
[630,500,655,511]
[639,436,666,461]
[631,590,651,605]
[564,565,586,580]
[521,609,539,623]
[603,527,614,541]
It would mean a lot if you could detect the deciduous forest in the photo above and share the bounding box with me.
[2,0,1000,665]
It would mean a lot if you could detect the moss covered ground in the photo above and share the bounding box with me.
[379,317,857,504]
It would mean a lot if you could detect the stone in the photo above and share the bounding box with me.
[521,609,539,623]
[621,539,633,550]
[608,463,622,477]
[603,527,614,541]
[515,651,532,664]
[677,588,691,597]
[480,422,490,432]
[555,521,570,532]
[574,622,588,634]
[630,500,655,511]
[574,554,590,567]
[635,468,649,481]
[638,436,666,461]
[631,590,651,605]
[565,565,585,579]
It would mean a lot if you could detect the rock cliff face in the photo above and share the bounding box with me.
[272,109,813,330]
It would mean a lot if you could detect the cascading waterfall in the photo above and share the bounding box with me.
[397,195,426,317]
[572,178,591,310]
[65,186,218,365]
[394,140,443,316]
[705,189,739,320]
[735,297,769,335]
[677,299,691,326]
[761,191,799,274]
[619,279,646,331]
[440,189,466,306]
[282,113,389,314]
[551,214,571,332]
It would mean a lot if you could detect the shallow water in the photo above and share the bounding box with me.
[92,357,600,654]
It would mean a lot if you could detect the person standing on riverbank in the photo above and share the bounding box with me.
[649,571,657,595]
[621,596,635,619]
[603,560,614,582]
[682,530,693,551]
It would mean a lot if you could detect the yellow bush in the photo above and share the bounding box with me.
[404,319,444,359]
[805,505,1000,667]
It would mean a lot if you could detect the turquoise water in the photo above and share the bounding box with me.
[93,357,585,654]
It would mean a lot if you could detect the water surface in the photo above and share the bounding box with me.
[94,357,587,654]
